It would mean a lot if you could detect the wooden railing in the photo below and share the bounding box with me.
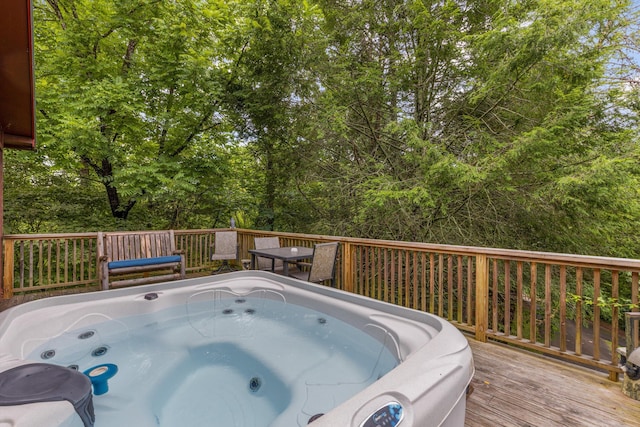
[3,233,99,293]
[3,228,639,381]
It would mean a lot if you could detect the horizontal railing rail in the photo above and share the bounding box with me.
[3,228,639,381]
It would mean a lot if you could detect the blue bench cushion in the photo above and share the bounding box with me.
[108,255,182,269]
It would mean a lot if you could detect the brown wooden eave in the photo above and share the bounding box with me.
[0,0,36,150]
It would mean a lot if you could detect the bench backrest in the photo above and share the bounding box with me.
[98,230,177,262]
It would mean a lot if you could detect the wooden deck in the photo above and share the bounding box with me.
[2,294,640,426]
[466,338,640,426]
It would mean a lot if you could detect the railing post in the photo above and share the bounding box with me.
[2,239,14,299]
[475,254,489,342]
[342,242,354,293]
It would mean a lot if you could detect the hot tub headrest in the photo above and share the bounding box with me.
[0,363,95,427]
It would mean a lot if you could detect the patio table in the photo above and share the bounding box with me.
[248,246,313,276]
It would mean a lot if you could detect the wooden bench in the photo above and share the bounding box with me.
[97,230,186,290]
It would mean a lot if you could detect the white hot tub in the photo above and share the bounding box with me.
[0,271,474,427]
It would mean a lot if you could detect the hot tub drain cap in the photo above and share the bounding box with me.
[0,363,95,427]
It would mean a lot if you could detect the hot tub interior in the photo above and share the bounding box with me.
[0,272,474,427]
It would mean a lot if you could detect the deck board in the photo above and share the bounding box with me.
[466,337,640,426]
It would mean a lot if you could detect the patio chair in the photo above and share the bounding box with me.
[211,231,238,273]
[289,242,339,287]
[254,236,284,272]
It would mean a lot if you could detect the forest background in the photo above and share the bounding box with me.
[6,0,640,260]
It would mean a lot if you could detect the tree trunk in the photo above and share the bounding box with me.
[82,156,136,220]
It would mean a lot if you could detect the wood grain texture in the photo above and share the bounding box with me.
[466,338,640,426]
